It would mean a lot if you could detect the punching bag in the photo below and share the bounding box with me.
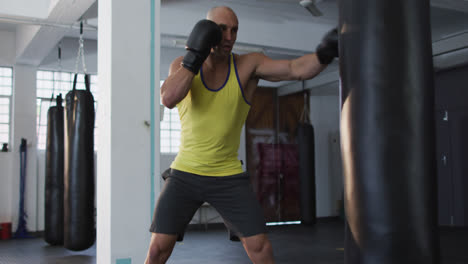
[339,0,439,263]
[64,74,96,251]
[44,94,64,245]
[297,123,316,225]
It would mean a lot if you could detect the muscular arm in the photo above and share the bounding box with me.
[160,56,195,109]
[162,20,222,109]
[252,28,338,82]
[252,52,327,82]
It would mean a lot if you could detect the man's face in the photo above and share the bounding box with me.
[209,9,239,55]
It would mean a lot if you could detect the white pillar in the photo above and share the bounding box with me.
[97,0,161,263]
[11,65,38,232]
[0,31,15,226]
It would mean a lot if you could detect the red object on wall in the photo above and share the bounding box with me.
[0,222,12,240]
[256,143,300,221]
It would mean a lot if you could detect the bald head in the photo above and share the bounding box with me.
[206,6,238,24]
[205,6,239,55]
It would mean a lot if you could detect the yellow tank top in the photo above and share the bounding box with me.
[170,53,251,176]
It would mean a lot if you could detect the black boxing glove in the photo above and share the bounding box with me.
[315,28,339,65]
[182,19,222,74]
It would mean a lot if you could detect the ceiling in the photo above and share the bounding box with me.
[1,0,468,73]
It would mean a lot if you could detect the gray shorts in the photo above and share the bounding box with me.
[149,169,267,237]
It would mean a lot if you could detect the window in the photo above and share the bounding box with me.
[0,67,13,147]
[36,70,98,150]
[160,107,181,153]
[160,80,181,153]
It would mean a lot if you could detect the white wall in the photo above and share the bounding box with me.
[0,31,15,66]
[309,93,343,217]
[11,65,38,232]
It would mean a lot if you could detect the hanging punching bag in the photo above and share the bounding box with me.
[64,74,96,251]
[44,94,64,245]
[297,122,316,225]
[339,0,439,263]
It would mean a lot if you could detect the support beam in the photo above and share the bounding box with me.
[431,0,468,13]
[432,32,468,70]
[97,0,160,263]
[15,0,95,65]
[433,47,468,70]
[432,32,468,56]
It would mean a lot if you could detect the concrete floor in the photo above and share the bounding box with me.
[0,219,466,264]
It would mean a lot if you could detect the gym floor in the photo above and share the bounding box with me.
[0,219,466,264]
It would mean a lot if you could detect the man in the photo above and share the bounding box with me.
[145,6,338,264]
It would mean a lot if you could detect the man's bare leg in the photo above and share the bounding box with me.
[145,233,178,264]
[241,233,275,264]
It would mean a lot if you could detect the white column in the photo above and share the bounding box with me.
[11,65,38,232]
[0,30,15,226]
[0,152,13,224]
[97,0,161,263]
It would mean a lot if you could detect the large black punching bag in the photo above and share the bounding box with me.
[338,1,439,263]
[64,74,95,251]
[297,122,316,225]
[44,94,64,245]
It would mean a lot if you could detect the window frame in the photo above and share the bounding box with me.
[36,70,98,150]
[0,66,13,148]
[160,80,181,154]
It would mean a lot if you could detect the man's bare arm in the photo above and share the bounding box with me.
[160,57,195,109]
[253,28,338,83]
[161,19,222,109]
[253,52,327,82]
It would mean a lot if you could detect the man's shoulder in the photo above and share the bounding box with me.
[235,52,265,61]
[234,52,266,70]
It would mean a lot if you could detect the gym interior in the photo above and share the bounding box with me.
[0,0,467,263]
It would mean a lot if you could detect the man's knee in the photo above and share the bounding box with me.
[242,233,273,255]
[241,233,275,264]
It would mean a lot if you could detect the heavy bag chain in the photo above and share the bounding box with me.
[74,21,88,74]
[50,42,63,102]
